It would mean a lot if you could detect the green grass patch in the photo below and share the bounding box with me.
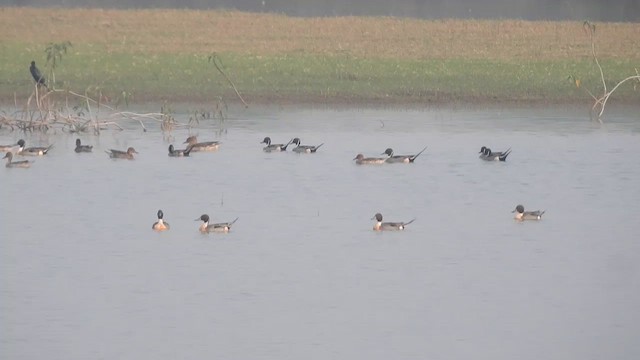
[0,42,637,104]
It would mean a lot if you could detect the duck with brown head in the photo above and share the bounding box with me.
[196,214,238,233]
[3,152,33,168]
[512,205,545,221]
[152,210,170,231]
[105,147,138,160]
[371,213,415,231]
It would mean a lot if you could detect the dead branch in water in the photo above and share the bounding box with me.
[208,53,248,108]
[0,89,191,133]
[570,22,640,123]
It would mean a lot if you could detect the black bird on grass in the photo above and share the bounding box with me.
[29,61,49,90]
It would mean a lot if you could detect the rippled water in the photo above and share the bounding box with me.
[1,105,639,360]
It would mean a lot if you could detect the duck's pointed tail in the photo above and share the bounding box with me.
[409,146,428,162]
[499,148,511,161]
[404,218,416,226]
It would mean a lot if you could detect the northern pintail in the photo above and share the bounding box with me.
[479,146,511,161]
[196,214,238,233]
[105,147,138,160]
[17,139,53,156]
[353,154,386,165]
[371,213,415,231]
[152,210,170,231]
[261,137,293,152]
[382,146,428,163]
[168,144,192,157]
[183,136,220,152]
[0,141,18,153]
[512,205,545,221]
[75,138,93,153]
[291,138,324,153]
[3,152,32,168]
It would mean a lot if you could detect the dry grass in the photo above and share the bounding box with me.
[2,7,638,61]
[0,8,638,105]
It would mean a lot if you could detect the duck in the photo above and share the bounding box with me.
[0,141,18,153]
[291,138,324,153]
[74,138,93,153]
[105,147,138,160]
[371,213,415,231]
[353,154,386,165]
[183,136,220,152]
[382,146,428,163]
[152,210,170,231]
[261,137,293,152]
[16,139,53,156]
[479,146,511,161]
[196,214,238,233]
[512,205,545,221]
[168,144,192,157]
[3,152,32,168]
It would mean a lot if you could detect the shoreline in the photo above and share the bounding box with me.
[1,8,638,108]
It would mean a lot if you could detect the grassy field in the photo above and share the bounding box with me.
[0,7,638,105]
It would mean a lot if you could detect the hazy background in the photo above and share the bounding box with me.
[2,0,639,21]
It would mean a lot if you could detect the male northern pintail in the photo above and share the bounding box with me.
[479,146,511,161]
[75,138,93,153]
[3,152,32,168]
[105,147,138,160]
[152,210,170,231]
[16,139,53,156]
[196,214,239,233]
[0,141,18,153]
[371,213,415,231]
[168,144,192,157]
[382,146,428,163]
[291,138,324,153]
[183,136,220,151]
[261,137,293,152]
[512,205,545,221]
[353,154,386,165]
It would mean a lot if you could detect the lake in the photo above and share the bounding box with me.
[1,104,639,360]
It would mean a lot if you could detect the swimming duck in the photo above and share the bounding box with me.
[183,136,220,152]
[382,146,428,163]
[353,154,386,165]
[16,139,53,156]
[0,141,18,153]
[105,147,138,160]
[479,146,511,161]
[291,138,324,153]
[3,152,32,168]
[74,138,93,153]
[261,137,293,152]
[371,213,415,231]
[168,144,192,157]
[152,210,170,231]
[512,205,545,221]
[196,214,238,233]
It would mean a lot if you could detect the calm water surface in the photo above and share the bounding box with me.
[1,105,639,360]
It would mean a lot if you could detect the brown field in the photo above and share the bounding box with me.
[2,7,638,61]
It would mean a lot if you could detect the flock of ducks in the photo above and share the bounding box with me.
[2,135,545,233]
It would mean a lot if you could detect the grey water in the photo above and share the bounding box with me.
[1,104,639,360]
